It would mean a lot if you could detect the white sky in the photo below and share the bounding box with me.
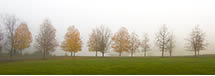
[0,0,215,56]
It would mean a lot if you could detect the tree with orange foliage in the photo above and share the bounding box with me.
[14,23,32,55]
[112,27,130,56]
[61,25,82,56]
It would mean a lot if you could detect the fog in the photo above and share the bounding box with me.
[0,0,215,56]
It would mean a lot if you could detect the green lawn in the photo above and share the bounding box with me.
[0,56,215,75]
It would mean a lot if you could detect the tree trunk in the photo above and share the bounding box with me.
[71,52,73,56]
[169,50,172,56]
[14,50,16,56]
[162,51,164,57]
[43,50,46,59]
[162,37,165,57]
[9,48,13,60]
[162,45,164,57]
[197,50,200,56]
[119,51,121,56]
[102,52,104,57]
[74,52,76,56]
[144,51,146,57]
[10,37,14,60]
[20,50,23,56]
[95,51,97,57]
[0,48,1,56]
[194,50,197,56]
[144,49,146,57]
[131,51,133,57]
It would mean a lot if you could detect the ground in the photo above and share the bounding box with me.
[0,56,215,75]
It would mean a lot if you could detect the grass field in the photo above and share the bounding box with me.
[0,56,215,75]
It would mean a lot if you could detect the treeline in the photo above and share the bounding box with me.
[0,14,208,59]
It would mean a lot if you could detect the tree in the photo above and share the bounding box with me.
[88,28,99,56]
[0,26,3,55]
[35,19,58,59]
[140,33,150,56]
[155,24,170,57]
[88,25,112,57]
[61,25,82,56]
[97,26,112,57]
[112,27,130,56]
[14,23,32,55]
[1,15,19,59]
[186,25,207,56]
[128,32,140,57]
[167,32,175,56]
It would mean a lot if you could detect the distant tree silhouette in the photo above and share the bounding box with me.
[88,25,111,57]
[185,25,208,56]
[35,19,58,59]
[88,27,99,56]
[167,32,175,56]
[140,33,150,56]
[128,32,140,57]
[0,26,3,55]
[155,24,170,57]
[1,14,19,60]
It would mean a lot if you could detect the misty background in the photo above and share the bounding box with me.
[0,0,215,56]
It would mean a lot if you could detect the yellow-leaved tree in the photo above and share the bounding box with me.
[61,25,82,56]
[112,27,130,56]
[14,23,32,55]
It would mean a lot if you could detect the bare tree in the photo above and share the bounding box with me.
[1,15,19,59]
[140,33,150,56]
[0,26,4,55]
[88,25,112,57]
[129,32,140,57]
[88,28,100,56]
[155,24,170,57]
[97,26,112,57]
[186,25,207,56]
[167,32,175,56]
[35,19,58,59]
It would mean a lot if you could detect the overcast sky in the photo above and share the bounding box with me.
[0,0,215,56]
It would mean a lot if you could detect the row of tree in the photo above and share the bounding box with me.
[87,24,207,57]
[0,15,32,59]
[0,14,208,59]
